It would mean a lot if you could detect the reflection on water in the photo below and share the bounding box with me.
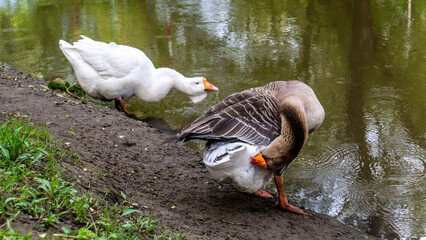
[1,0,425,238]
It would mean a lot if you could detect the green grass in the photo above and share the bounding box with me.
[0,115,189,239]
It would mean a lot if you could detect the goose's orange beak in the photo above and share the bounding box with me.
[251,153,267,169]
[203,78,219,92]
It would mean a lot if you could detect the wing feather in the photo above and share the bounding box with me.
[178,88,280,145]
[73,37,155,80]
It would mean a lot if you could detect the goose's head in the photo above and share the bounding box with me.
[250,152,287,171]
[250,138,296,171]
[182,77,219,103]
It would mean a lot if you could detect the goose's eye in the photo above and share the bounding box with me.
[195,82,200,85]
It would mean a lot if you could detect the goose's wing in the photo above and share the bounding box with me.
[72,36,155,79]
[178,89,280,146]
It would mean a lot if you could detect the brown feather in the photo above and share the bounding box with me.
[177,81,325,159]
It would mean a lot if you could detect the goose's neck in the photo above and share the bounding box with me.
[278,103,309,158]
[156,68,196,93]
[137,68,180,102]
[263,102,309,171]
[152,67,199,94]
[153,67,181,88]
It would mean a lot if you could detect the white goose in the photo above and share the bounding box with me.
[59,35,218,114]
[178,81,325,215]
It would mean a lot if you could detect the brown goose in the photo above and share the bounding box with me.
[177,80,325,215]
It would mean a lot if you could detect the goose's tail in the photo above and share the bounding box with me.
[59,39,76,62]
[59,36,97,64]
[58,37,99,94]
[59,35,96,50]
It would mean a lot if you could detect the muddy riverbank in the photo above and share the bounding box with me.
[0,62,371,239]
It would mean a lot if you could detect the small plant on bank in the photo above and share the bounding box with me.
[0,115,188,239]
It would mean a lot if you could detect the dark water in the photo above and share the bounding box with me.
[1,0,425,238]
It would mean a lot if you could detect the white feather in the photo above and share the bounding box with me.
[58,35,215,103]
[203,142,274,193]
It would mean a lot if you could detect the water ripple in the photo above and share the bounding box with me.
[305,142,426,238]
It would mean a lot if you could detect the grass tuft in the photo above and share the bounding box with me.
[0,115,189,239]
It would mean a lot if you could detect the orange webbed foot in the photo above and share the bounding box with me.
[254,190,273,199]
[274,201,310,216]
